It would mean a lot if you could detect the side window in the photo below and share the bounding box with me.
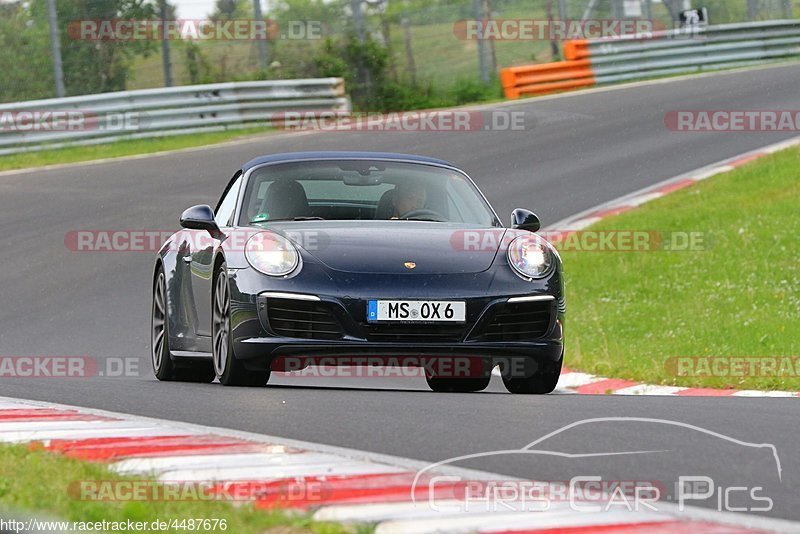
[215,173,243,227]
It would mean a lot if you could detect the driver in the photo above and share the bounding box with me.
[391,181,427,218]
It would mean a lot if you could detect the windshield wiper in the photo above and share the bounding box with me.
[250,216,325,224]
[394,217,447,223]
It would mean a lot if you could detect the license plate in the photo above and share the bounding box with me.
[367,300,466,323]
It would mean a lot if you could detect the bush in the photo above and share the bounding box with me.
[373,80,439,111]
[450,77,498,105]
[312,33,498,112]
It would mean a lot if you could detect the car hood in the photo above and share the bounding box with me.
[266,222,511,275]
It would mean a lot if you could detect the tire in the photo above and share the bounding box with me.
[213,262,270,387]
[424,357,490,393]
[502,355,562,394]
[152,270,176,381]
[152,268,215,383]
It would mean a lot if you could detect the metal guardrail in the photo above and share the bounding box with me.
[0,78,350,156]
[501,20,800,99]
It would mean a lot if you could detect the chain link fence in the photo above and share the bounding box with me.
[1,0,799,104]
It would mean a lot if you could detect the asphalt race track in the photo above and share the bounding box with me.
[1,64,798,521]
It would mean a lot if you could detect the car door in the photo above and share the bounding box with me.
[190,172,243,337]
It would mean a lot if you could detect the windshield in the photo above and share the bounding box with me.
[239,160,499,226]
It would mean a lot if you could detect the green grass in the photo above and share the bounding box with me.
[0,443,357,533]
[561,147,800,391]
[0,126,274,172]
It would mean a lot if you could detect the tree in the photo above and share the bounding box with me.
[22,0,159,97]
[210,0,252,21]
[0,2,52,102]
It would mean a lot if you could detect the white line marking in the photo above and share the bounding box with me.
[314,500,469,522]
[613,385,687,396]
[376,509,672,534]
[622,192,667,207]
[0,420,141,432]
[0,427,189,443]
[112,452,355,476]
[733,390,798,398]
[0,402,40,409]
[158,462,406,483]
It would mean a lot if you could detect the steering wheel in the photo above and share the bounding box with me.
[398,208,447,222]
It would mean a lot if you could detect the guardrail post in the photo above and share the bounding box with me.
[45,0,65,98]
[253,0,269,70]
[159,0,173,87]
[474,0,490,84]
[747,0,758,20]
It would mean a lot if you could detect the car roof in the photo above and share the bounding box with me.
[242,151,455,172]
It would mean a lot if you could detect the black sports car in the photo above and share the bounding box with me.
[151,152,565,393]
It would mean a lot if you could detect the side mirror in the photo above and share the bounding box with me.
[180,205,223,239]
[510,208,541,232]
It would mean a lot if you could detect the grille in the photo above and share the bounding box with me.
[362,323,466,343]
[475,300,552,341]
[266,298,344,340]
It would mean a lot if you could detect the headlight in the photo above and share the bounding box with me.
[245,232,300,277]
[507,235,554,279]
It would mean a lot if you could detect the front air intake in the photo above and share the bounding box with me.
[265,298,345,340]
[473,300,552,341]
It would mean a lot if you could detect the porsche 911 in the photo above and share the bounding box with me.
[151,152,565,393]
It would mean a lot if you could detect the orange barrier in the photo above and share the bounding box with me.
[563,39,590,60]
[500,40,594,99]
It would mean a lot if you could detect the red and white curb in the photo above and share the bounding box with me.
[2,395,799,533]
[550,367,800,398]
[539,135,800,399]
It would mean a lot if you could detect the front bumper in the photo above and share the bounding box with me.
[232,293,564,377]
[235,338,563,378]
[226,261,565,375]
